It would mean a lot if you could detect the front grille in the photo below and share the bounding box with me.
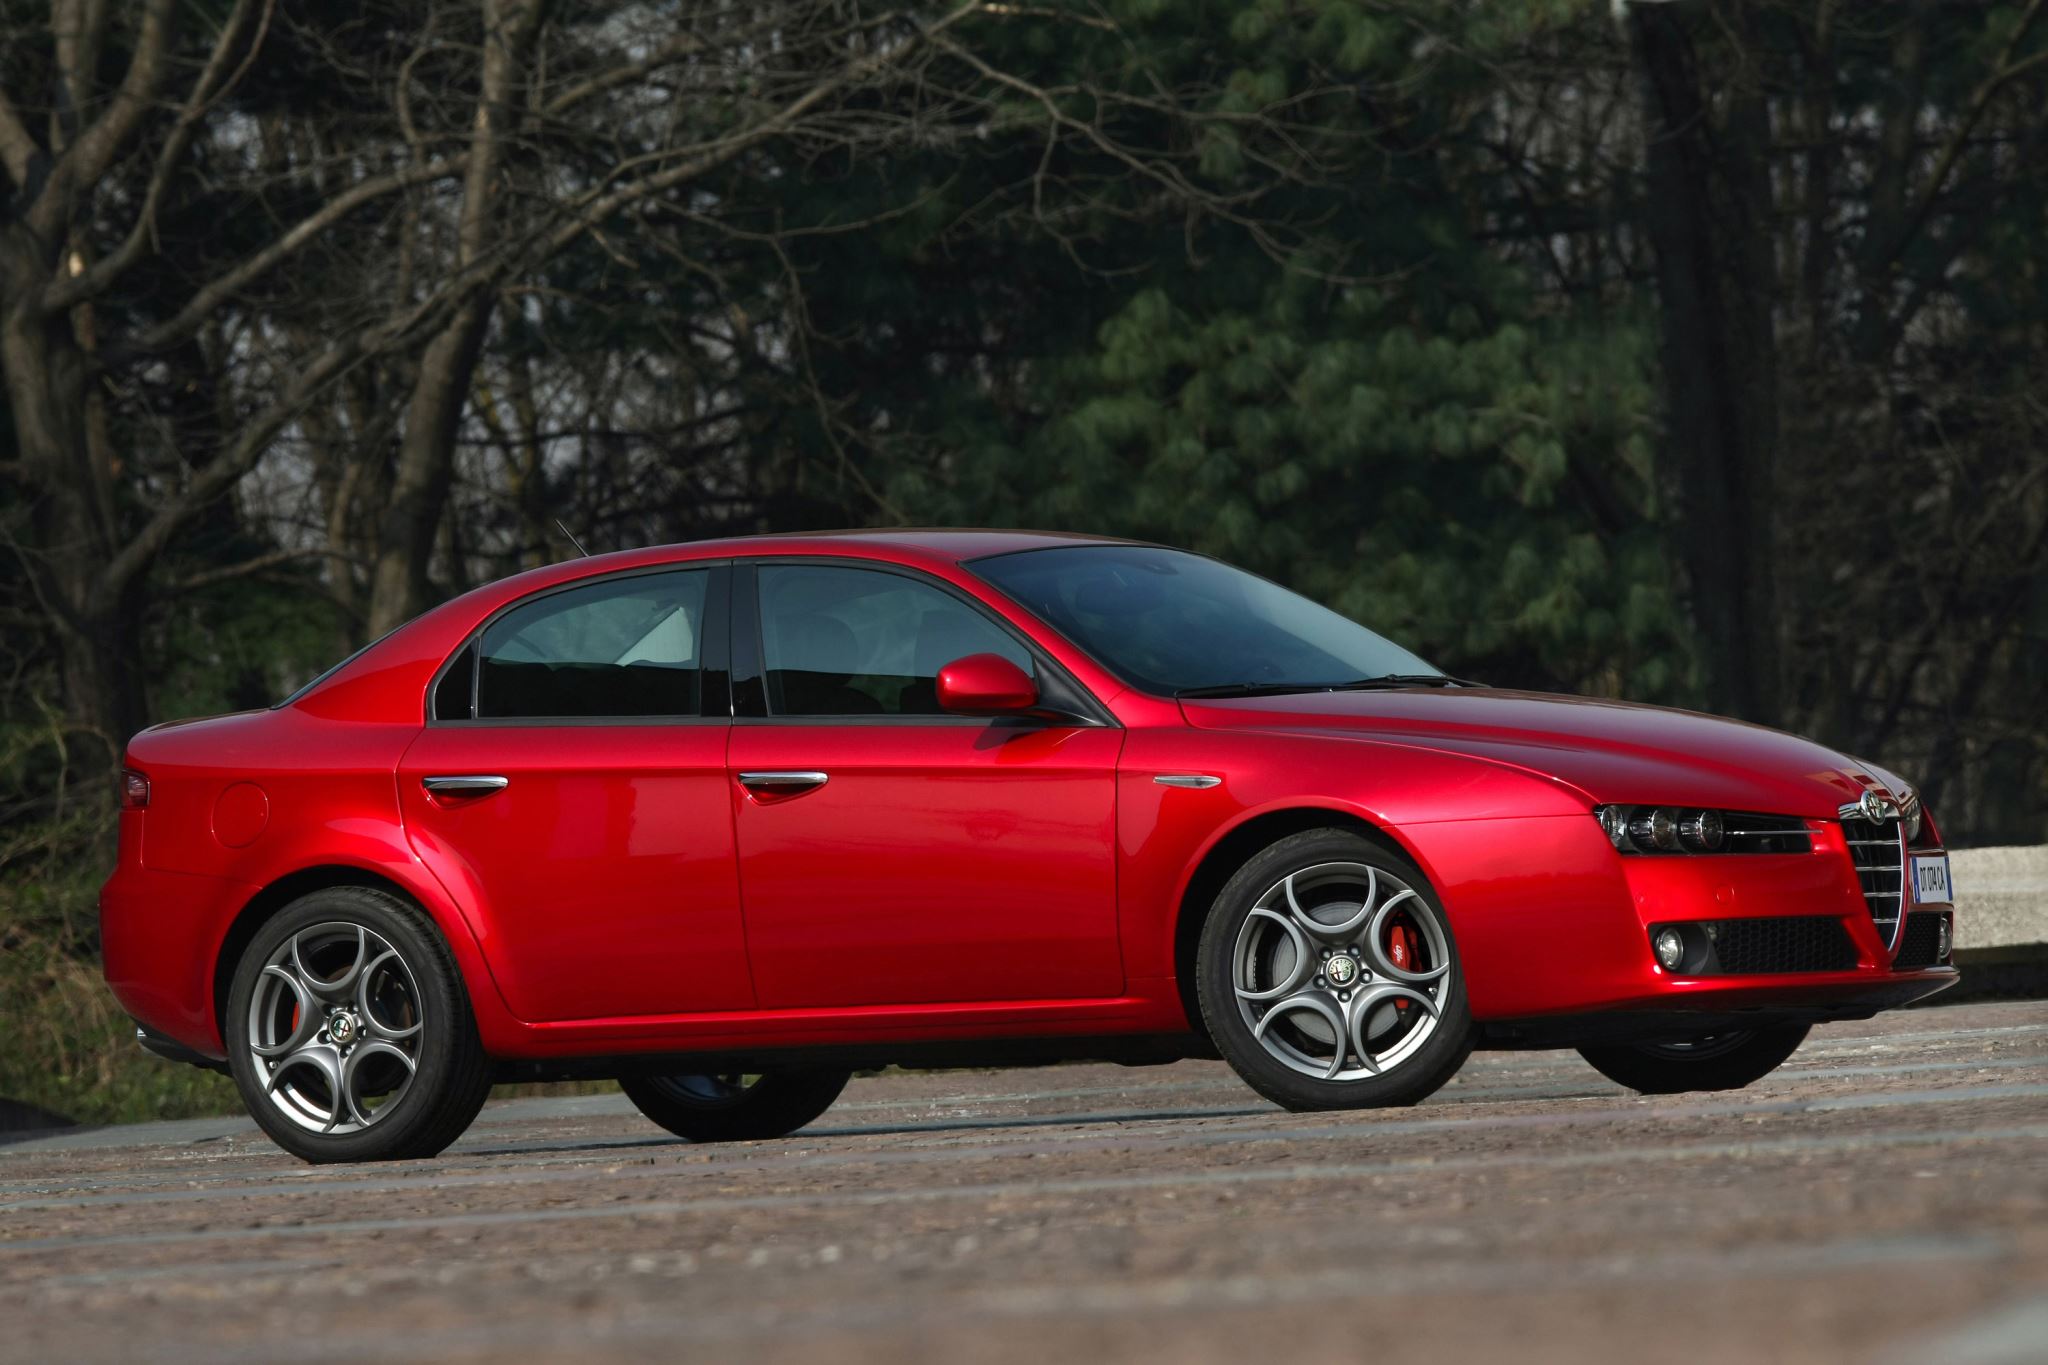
[1719,812,1814,855]
[1706,916,1860,973]
[1893,911,1949,970]
[1841,816,1905,949]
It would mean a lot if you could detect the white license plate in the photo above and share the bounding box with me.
[1910,854,1953,905]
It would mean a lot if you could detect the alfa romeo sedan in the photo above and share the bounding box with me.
[102,531,1959,1162]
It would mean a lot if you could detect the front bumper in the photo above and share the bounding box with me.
[1403,813,1958,1024]
[1478,972,1957,1050]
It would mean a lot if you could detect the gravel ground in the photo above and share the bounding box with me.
[3,999,2046,1365]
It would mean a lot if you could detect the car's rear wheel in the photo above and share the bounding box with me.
[225,886,493,1164]
[1577,1024,1810,1094]
[1197,828,1475,1111]
[621,1068,851,1142]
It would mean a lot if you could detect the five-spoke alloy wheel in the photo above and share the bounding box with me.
[226,887,492,1163]
[1199,829,1474,1110]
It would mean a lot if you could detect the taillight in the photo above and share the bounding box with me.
[120,768,150,810]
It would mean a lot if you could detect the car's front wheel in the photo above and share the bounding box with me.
[621,1068,851,1142]
[225,886,493,1164]
[1197,828,1475,1111]
[1577,1024,1810,1094]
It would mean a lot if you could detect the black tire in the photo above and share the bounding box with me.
[1197,828,1475,1112]
[225,886,493,1164]
[1577,1023,1811,1095]
[621,1068,851,1142]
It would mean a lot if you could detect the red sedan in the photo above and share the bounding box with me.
[102,532,1958,1162]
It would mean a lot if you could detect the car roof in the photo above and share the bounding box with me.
[646,527,1147,564]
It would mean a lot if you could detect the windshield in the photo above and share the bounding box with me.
[970,545,1440,696]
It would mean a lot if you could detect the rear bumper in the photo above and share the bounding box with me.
[135,1023,231,1074]
[99,861,254,1060]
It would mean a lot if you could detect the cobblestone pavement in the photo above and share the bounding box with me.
[4,1000,2046,1365]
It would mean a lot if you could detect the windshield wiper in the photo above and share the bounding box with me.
[1327,673,1477,691]
[1176,674,1477,700]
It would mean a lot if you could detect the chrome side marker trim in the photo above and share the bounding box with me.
[1153,774,1222,789]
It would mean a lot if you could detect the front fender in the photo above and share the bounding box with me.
[1115,726,1594,996]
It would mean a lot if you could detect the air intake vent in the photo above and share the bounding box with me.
[1708,917,1859,973]
[1893,911,1949,970]
[1842,817,1905,950]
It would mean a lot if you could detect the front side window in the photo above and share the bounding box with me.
[970,546,1438,696]
[439,569,710,720]
[756,565,1031,717]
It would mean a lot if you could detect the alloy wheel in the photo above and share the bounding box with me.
[1231,860,1451,1081]
[245,921,425,1134]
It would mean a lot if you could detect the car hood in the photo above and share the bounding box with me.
[1180,688,1905,819]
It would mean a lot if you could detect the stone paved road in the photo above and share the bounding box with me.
[3,999,2046,1365]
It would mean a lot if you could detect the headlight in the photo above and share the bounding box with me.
[1594,805,1811,855]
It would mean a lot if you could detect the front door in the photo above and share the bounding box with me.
[728,561,1124,1009]
[400,563,752,1022]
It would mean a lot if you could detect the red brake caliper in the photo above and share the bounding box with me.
[1386,920,1419,1012]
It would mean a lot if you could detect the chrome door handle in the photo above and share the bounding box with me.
[737,770,829,794]
[422,775,509,796]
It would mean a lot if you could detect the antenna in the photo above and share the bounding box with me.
[555,519,591,558]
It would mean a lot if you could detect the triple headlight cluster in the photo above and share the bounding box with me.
[1597,804,1738,854]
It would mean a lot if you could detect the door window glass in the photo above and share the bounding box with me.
[462,570,709,719]
[756,566,1030,716]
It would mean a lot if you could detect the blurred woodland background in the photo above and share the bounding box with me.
[2,0,2046,1123]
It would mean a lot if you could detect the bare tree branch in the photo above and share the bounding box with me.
[0,86,35,185]
[44,0,274,312]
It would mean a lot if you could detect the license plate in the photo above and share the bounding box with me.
[1910,854,1953,905]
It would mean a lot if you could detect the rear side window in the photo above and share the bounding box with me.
[437,570,711,720]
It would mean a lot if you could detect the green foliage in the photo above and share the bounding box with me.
[892,278,1686,697]
[843,0,1693,699]
[0,806,240,1127]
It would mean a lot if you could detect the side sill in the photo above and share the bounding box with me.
[489,1032,1207,1084]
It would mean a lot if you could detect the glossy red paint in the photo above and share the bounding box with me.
[100,530,1957,1071]
[935,653,1039,714]
[398,723,752,1021]
[729,721,1124,1009]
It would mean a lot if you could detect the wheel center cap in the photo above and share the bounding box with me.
[1326,954,1360,987]
[328,1013,359,1046]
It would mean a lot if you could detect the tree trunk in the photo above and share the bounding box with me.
[1628,3,1783,725]
[1,226,146,768]
[365,0,543,635]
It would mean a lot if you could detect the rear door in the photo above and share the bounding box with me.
[727,560,1124,1009]
[399,563,752,1022]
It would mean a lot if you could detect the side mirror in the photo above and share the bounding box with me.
[935,653,1039,715]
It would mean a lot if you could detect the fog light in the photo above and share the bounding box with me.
[1936,916,1952,961]
[1653,926,1686,971]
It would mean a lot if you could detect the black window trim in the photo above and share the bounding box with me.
[730,556,1117,728]
[426,560,734,727]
